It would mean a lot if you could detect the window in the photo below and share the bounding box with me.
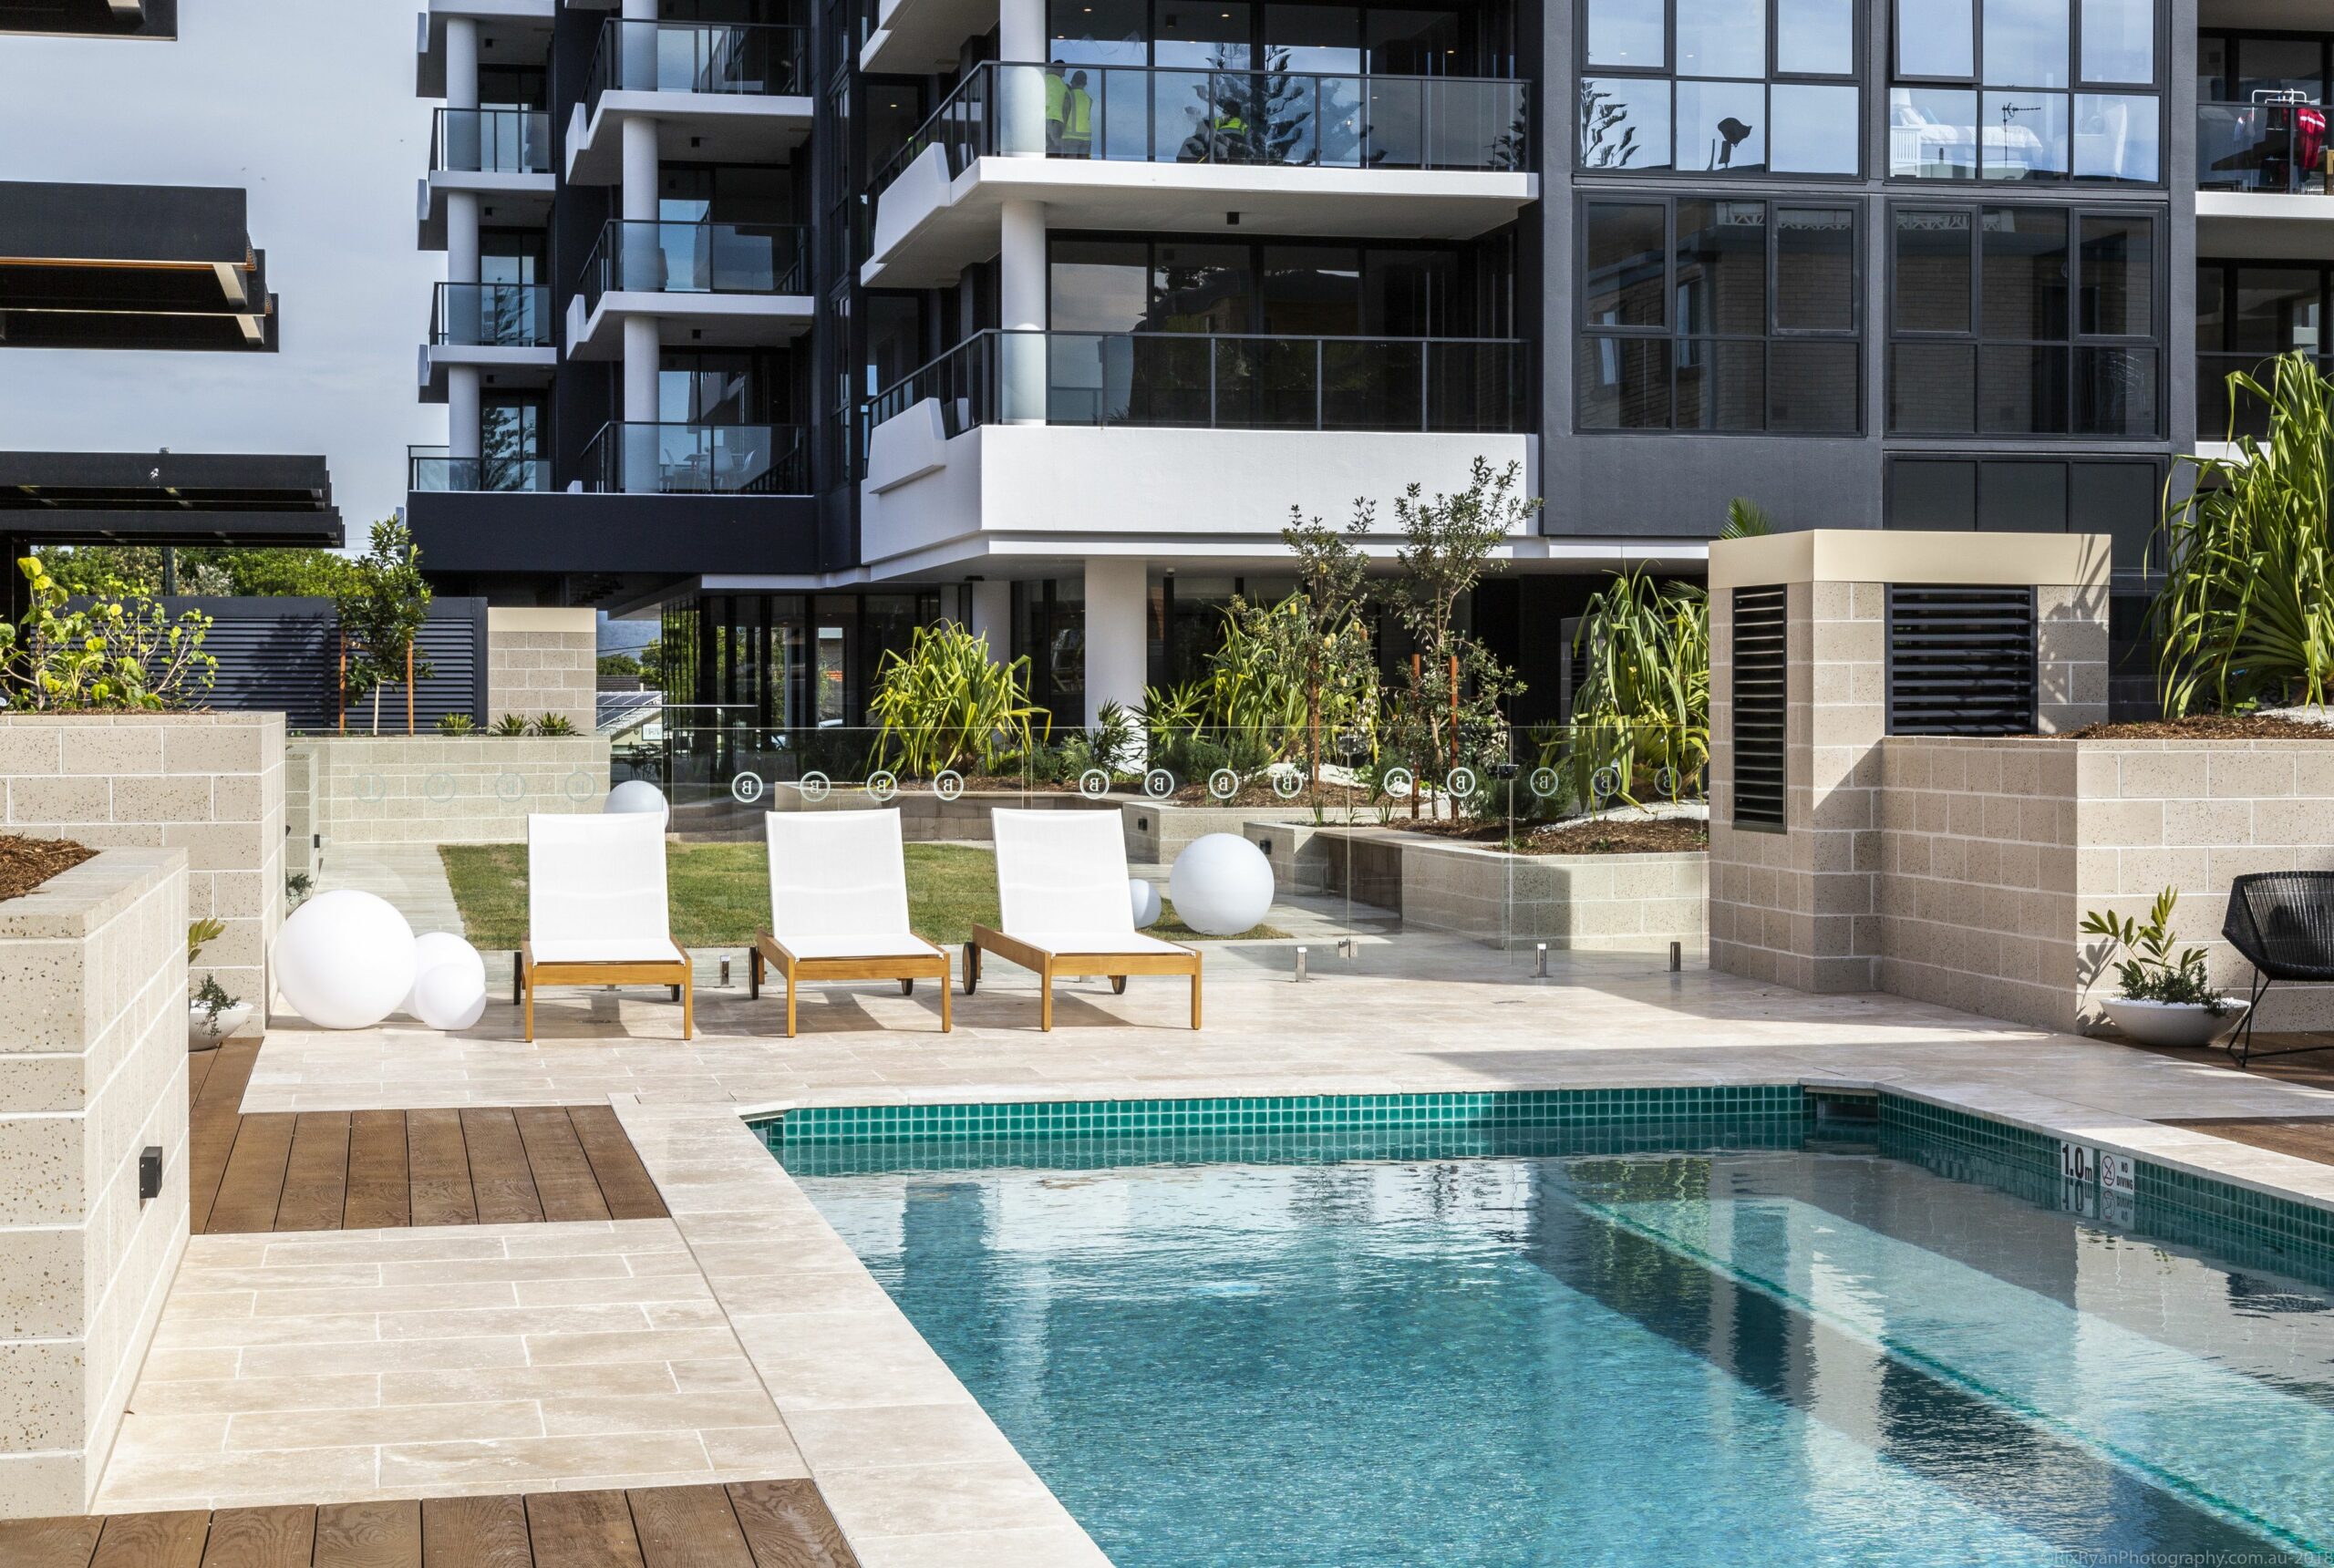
[1884,455,2164,567]
[1579,197,1862,433]
[2195,261,2333,438]
[1580,0,1861,175]
[1886,204,2159,437]
[2197,34,2332,195]
[1887,0,2161,181]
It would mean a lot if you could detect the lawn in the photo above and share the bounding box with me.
[438,840,1285,948]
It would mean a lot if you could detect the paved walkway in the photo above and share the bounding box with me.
[313,843,465,936]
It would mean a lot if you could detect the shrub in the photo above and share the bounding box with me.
[2081,888,2228,1013]
[491,714,530,736]
[0,557,217,712]
[870,623,1042,777]
[437,712,476,736]
[530,713,577,737]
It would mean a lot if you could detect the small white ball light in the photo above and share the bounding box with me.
[408,932,489,1031]
[273,891,418,1030]
[1167,833,1275,937]
[604,779,668,824]
[413,962,488,1031]
[1129,877,1162,929]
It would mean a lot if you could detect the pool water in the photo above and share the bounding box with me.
[785,1132,2334,1568]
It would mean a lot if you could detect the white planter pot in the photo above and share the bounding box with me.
[2098,996,2248,1048]
[188,1003,253,1052]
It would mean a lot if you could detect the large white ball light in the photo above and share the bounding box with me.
[604,779,668,823]
[273,891,418,1030]
[1167,833,1275,937]
[408,932,489,1031]
[1129,877,1162,929]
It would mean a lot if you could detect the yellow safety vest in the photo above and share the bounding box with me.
[1045,71,1068,123]
[1065,87,1093,139]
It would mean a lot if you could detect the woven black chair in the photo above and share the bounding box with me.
[2222,872,2334,1068]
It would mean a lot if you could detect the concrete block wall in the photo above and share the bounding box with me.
[0,849,189,1516]
[288,736,610,847]
[486,607,596,734]
[0,713,284,1010]
[1877,736,2334,1034]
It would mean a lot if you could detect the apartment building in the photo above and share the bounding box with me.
[405,0,2221,729]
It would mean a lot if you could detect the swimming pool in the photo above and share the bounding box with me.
[775,1099,2334,1568]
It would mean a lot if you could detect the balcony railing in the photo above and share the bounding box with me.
[408,448,553,492]
[2197,100,2332,194]
[872,60,1530,194]
[866,329,1529,446]
[585,422,810,494]
[585,19,807,104]
[431,283,552,347]
[432,108,552,173]
[579,221,809,310]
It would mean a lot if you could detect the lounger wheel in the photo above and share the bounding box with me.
[961,942,979,995]
[1110,976,1128,995]
[900,977,914,995]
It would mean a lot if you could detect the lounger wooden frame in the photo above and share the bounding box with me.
[962,925,1201,1031]
[520,940,694,1042]
[749,933,953,1037]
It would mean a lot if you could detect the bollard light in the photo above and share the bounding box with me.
[1669,941,1682,973]
[1294,945,1308,984]
[1534,942,1548,978]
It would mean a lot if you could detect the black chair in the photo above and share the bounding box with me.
[2222,872,2334,1068]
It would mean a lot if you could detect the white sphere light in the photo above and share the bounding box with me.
[1129,877,1162,929]
[413,963,489,1032]
[1167,833,1275,937]
[273,891,418,1030]
[408,932,489,1031]
[604,779,668,823]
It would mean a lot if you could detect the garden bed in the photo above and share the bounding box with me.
[2062,714,2334,740]
[438,840,1286,947]
[0,832,96,901]
[1397,818,1709,856]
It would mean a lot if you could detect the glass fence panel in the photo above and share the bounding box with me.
[2196,102,2330,194]
[434,284,549,346]
[407,456,552,491]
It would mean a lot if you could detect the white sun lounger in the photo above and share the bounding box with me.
[521,812,692,1041]
[963,808,1200,1031]
[749,808,952,1037]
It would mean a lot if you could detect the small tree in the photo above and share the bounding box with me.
[1220,504,1376,779]
[0,557,217,711]
[334,521,434,735]
[1387,459,1536,812]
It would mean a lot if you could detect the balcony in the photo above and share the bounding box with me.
[566,221,813,358]
[584,422,810,495]
[566,20,812,182]
[863,62,1534,288]
[433,108,550,173]
[859,329,1532,572]
[2196,101,2334,253]
[421,283,555,402]
[408,447,553,492]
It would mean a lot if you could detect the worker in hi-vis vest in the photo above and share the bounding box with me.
[1044,61,1069,153]
[1061,70,1094,158]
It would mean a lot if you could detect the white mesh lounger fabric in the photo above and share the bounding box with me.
[750,808,951,1037]
[964,808,1201,1031]
[521,812,692,1041]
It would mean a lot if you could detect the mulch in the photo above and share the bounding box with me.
[2061,714,2334,740]
[1400,817,1709,856]
[0,834,97,901]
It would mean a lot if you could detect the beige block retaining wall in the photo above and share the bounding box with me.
[1876,736,2334,1034]
[0,713,284,1009]
[486,606,596,734]
[288,736,611,848]
[1121,800,1318,863]
[0,849,189,1517]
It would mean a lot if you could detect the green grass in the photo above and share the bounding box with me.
[438,840,1285,948]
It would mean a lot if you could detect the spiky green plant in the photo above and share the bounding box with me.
[1563,567,1709,808]
[869,622,1041,777]
[1722,497,1774,538]
[2153,351,2334,717]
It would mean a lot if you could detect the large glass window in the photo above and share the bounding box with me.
[1048,235,1500,337]
[1888,0,2161,182]
[1579,197,1862,432]
[2196,33,2331,195]
[1887,204,2161,437]
[2195,260,2332,438]
[1579,0,1860,176]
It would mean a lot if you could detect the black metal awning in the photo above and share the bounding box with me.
[0,182,274,351]
[0,450,343,547]
[0,0,176,38]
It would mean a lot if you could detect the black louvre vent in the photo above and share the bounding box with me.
[1731,585,1787,830]
[1886,585,2037,736]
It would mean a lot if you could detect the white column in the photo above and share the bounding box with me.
[620,116,659,221]
[970,580,1012,662]
[997,0,1047,156]
[1000,198,1047,425]
[1083,557,1148,738]
[448,367,481,462]
[622,315,662,492]
[446,191,480,283]
[444,17,480,109]
[620,0,658,90]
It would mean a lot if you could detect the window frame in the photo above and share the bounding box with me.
[1885,0,2166,186]
[1881,452,2170,569]
[1884,199,2164,438]
[1575,192,1866,435]
[1576,0,1866,181]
